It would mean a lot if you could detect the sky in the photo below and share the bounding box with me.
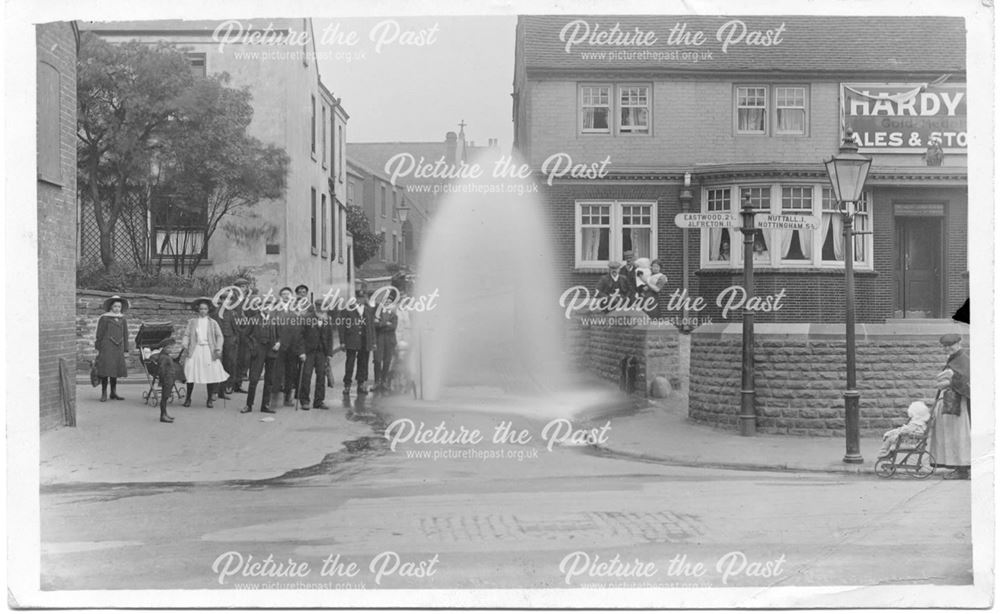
[314,16,517,150]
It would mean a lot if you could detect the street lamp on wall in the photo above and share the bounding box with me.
[824,134,872,464]
[396,201,410,266]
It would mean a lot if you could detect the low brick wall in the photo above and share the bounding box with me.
[689,321,970,435]
[566,313,684,396]
[77,290,195,374]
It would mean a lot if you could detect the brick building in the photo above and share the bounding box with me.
[37,21,80,430]
[513,15,967,323]
[349,126,500,268]
[81,19,352,295]
[346,158,423,276]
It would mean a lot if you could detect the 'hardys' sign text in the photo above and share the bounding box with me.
[841,83,967,153]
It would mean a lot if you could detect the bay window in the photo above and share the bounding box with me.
[706,188,733,262]
[576,200,657,268]
[701,183,872,270]
[779,186,812,261]
[740,186,771,263]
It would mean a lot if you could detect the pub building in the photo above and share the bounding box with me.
[513,15,969,433]
[512,15,967,323]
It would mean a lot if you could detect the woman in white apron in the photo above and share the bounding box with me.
[181,297,229,408]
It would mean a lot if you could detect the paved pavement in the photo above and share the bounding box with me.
[50,365,904,485]
[595,393,887,475]
[45,354,374,485]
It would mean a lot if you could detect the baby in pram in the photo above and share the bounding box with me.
[876,401,931,458]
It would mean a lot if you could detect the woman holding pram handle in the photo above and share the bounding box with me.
[928,333,971,480]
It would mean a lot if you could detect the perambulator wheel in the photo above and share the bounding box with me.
[912,451,935,479]
[874,457,896,478]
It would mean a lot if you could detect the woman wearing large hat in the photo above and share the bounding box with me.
[180,297,229,407]
[94,295,130,402]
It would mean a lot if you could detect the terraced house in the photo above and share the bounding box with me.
[513,15,967,323]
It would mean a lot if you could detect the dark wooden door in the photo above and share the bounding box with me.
[894,217,941,318]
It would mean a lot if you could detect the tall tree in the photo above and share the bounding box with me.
[346,205,383,267]
[152,75,289,274]
[77,33,193,269]
[77,33,289,274]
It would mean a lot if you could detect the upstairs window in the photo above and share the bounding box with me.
[580,85,611,133]
[736,86,767,134]
[735,84,809,136]
[618,85,649,134]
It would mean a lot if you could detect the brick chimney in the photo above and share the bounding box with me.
[445,131,457,164]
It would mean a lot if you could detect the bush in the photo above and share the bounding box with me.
[77,263,257,298]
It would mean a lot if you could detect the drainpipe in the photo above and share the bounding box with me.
[678,172,694,330]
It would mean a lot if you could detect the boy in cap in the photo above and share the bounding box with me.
[152,337,182,423]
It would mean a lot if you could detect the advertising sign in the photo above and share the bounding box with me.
[840,82,966,153]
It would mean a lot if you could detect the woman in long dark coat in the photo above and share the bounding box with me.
[95,295,130,402]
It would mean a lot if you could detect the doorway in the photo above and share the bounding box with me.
[894,216,943,318]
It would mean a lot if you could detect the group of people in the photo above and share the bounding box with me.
[92,278,411,424]
[595,250,669,315]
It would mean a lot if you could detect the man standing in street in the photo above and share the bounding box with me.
[373,293,399,394]
[339,283,377,397]
[271,286,304,408]
[298,304,339,409]
[216,277,250,398]
[242,305,278,414]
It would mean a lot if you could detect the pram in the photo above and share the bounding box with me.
[874,415,936,479]
[135,322,186,407]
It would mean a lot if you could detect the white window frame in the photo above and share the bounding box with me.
[579,84,612,134]
[774,86,808,135]
[617,84,650,135]
[699,183,873,271]
[735,85,768,135]
[574,200,658,269]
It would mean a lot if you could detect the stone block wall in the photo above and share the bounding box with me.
[567,313,684,395]
[77,290,195,374]
[689,322,970,435]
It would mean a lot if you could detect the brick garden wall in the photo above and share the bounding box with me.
[689,322,969,435]
[77,290,195,374]
[37,23,77,430]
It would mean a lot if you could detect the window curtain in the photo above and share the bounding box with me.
[778,228,794,259]
[709,228,725,260]
[627,228,651,259]
[581,228,601,261]
[799,230,812,259]
[821,213,844,260]
[739,109,765,131]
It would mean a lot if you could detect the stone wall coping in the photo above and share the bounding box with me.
[78,289,195,305]
[692,321,970,340]
[695,268,879,278]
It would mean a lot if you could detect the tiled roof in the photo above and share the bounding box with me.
[349,142,448,181]
[81,19,303,33]
[518,15,965,74]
